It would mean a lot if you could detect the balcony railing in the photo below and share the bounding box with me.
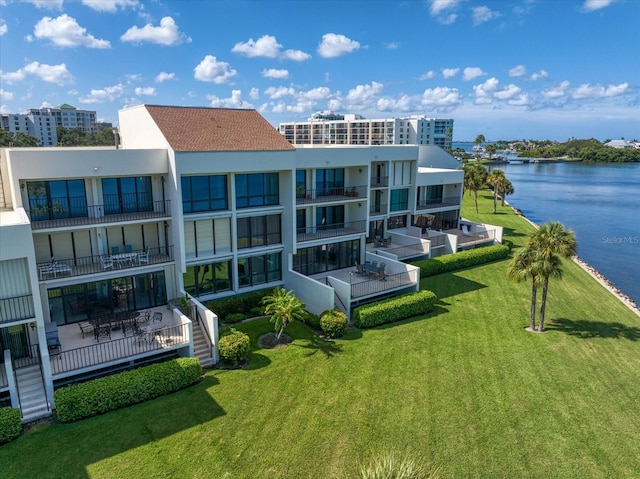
[370,176,389,188]
[49,323,189,375]
[296,220,366,242]
[416,196,461,210]
[351,270,418,299]
[36,245,174,281]
[369,204,388,215]
[296,185,367,205]
[27,199,170,230]
[0,294,36,323]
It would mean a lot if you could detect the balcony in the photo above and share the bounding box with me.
[370,176,389,188]
[36,245,174,281]
[416,196,461,211]
[296,220,366,243]
[27,199,170,230]
[0,294,36,323]
[296,185,367,205]
[369,204,388,216]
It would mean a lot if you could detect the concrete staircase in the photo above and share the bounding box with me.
[192,322,215,368]
[16,364,51,423]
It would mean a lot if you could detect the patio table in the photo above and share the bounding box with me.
[111,252,137,267]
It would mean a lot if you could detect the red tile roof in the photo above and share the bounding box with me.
[144,105,295,152]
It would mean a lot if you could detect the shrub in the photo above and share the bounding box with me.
[303,310,321,330]
[206,288,275,320]
[320,309,348,338]
[249,306,265,317]
[355,453,440,479]
[353,290,437,329]
[54,357,202,423]
[412,244,510,278]
[226,312,247,323]
[0,407,22,444]
[218,328,251,365]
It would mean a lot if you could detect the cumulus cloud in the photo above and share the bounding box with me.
[33,14,110,48]
[386,41,400,49]
[82,0,139,12]
[262,68,289,79]
[530,70,549,80]
[207,90,254,109]
[462,67,485,81]
[134,86,156,96]
[232,35,310,61]
[0,19,7,36]
[581,0,616,13]
[121,17,190,45]
[23,0,64,9]
[317,33,360,58]
[1,61,72,85]
[429,0,460,24]
[472,6,502,25]
[377,94,412,112]
[0,88,14,101]
[419,71,436,80]
[442,68,459,79]
[264,86,297,100]
[421,86,462,107]
[572,82,630,99]
[473,78,527,106]
[473,77,500,104]
[345,81,384,105]
[249,88,259,100]
[193,55,236,84]
[79,83,125,103]
[155,71,175,83]
[509,65,526,77]
[541,81,570,99]
[493,84,522,100]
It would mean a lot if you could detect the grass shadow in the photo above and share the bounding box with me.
[548,317,640,340]
[422,273,488,300]
[295,335,344,358]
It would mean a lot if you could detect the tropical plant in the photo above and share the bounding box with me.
[484,143,497,160]
[261,287,306,340]
[496,175,514,206]
[486,169,505,213]
[462,162,487,214]
[354,453,440,479]
[506,246,544,331]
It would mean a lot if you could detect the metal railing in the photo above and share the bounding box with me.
[296,185,367,204]
[49,323,190,375]
[36,245,174,281]
[0,294,36,323]
[370,176,389,187]
[369,204,388,215]
[416,196,461,210]
[27,199,170,229]
[351,270,417,299]
[296,220,366,242]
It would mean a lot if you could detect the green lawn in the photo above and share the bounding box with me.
[2,191,639,478]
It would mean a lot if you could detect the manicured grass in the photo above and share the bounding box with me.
[2,191,639,478]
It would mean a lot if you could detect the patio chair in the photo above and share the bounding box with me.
[356,263,365,275]
[95,324,111,342]
[137,246,150,265]
[138,309,151,325]
[384,237,392,247]
[124,244,133,254]
[379,262,386,272]
[371,260,378,268]
[462,224,471,236]
[78,321,94,338]
[101,256,114,270]
[152,311,163,323]
[378,269,387,281]
[132,326,147,345]
[111,246,120,255]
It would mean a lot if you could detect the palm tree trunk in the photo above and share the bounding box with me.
[493,188,498,213]
[500,192,506,207]
[474,191,479,213]
[538,277,549,331]
[530,283,537,330]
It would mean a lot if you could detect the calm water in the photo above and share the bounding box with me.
[491,161,640,307]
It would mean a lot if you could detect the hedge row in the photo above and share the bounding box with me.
[412,244,510,278]
[0,407,22,444]
[353,290,438,329]
[54,357,202,423]
[206,288,274,322]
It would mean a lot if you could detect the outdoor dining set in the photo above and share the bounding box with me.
[100,245,150,270]
[354,260,387,281]
[76,309,164,343]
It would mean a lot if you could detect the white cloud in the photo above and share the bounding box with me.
[429,0,460,23]
[1,61,72,85]
[0,88,14,101]
[23,0,64,9]
[462,67,485,81]
[232,35,310,61]
[264,86,297,100]
[0,19,7,36]
[345,81,384,104]
[542,81,570,99]
[472,6,502,25]
[507,94,529,106]
[82,0,139,12]
[262,68,289,79]
[473,77,500,104]
[0,105,12,114]
[78,83,125,103]
[193,55,236,84]
[530,70,549,80]
[421,86,462,107]
[419,71,436,80]
[134,86,156,96]
[249,88,259,100]
[207,90,253,109]
[300,87,332,101]
[125,73,141,81]
[33,14,110,48]
[509,65,526,77]
[121,17,190,46]
[442,68,459,79]
[155,72,175,83]
[377,94,412,112]
[386,42,400,49]
[493,84,522,100]
[317,33,360,58]
[581,0,616,13]
[572,82,630,99]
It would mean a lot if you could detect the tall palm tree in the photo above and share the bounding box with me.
[507,246,544,331]
[486,169,505,213]
[484,143,497,160]
[527,222,577,331]
[462,162,487,213]
[261,287,307,340]
[496,176,514,206]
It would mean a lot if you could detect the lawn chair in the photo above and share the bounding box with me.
[378,269,387,281]
[137,246,150,265]
[101,256,114,270]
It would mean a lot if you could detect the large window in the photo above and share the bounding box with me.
[181,175,228,213]
[235,173,279,208]
[102,176,152,214]
[184,217,231,259]
[390,188,409,212]
[183,260,232,298]
[393,161,412,186]
[315,168,344,196]
[296,170,307,198]
[27,180,87,221]
[316,205,344,228]
[292,240,360,276]
[237,214,281,249]
[238,252,281,288]
[388,215,407,229]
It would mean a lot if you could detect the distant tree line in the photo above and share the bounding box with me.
[518,138,639,162]
[0,130,40,147]
[0,126,115,147]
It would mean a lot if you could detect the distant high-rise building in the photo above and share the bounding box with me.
[0,104,97,146]
[279,111,454,150]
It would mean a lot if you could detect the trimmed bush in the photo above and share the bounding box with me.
[206,288,275,320]
[249,306,265,317]
[226,312,247,323]
[320,309,348,338]
[302,310,321,330]
[412,244,510,278]
[218,328,251,365]
[353,290,437,329]
[0,407,22,444]
[54,357,202,423]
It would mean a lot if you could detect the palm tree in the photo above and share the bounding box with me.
[261,287,307,340]
[474,134,486,159]
[462,162,487,214]
[496,176,514,206]
[484,143,497,160]
[527,222,577,331]
[506,247,544,331]
[486,169,505,213]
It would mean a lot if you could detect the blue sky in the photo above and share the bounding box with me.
[0,0,638,141]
